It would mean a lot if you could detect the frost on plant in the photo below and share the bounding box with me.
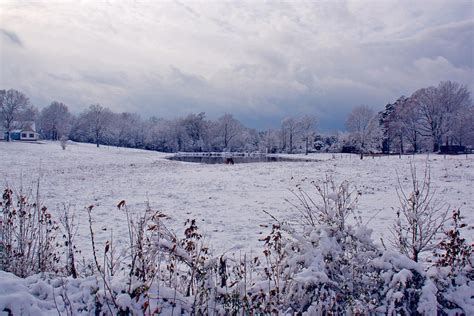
[0,178,472,315]
[391,162,448,262]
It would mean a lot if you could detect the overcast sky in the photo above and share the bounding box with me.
[1,0,473,130]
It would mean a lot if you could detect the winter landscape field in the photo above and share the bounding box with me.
[2,0,474,314]
[1,141,473,314]
[1,141,473,256]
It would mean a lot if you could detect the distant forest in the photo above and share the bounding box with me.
[1,80,472,155]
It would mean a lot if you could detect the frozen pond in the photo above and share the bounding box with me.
[167,155,310,164]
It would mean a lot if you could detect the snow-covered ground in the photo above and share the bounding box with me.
[1,141,473,258]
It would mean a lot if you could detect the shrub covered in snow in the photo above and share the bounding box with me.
[429,209,474,314]
[0,176,473,315]
[60,136,68,150]
[252,176,445,314]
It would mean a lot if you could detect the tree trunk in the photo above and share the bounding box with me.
[96,131,100,147]
[413,132,418,153]
[412,249,419,263]
[433,135,442,152]
[224,129,228,149]
[289,133,293,154]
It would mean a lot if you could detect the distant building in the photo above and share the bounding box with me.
[2,121,39,141]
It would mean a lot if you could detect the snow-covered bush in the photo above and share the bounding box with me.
[262,177,382,313]
[60,136,68,150]
[1,178,473,315]
[102,201,222,314]
[258,176,453,314]
[372,251,432,315]
[429,209,474,314]
[435,209,473,273]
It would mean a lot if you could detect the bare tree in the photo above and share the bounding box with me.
[390,163,448,262]
[110,112,142,148]
[437,81,471,146]
[281,117,300,154]
[411,81,471,152]
[260,128,280,153]
[411,87,440,151]
[382,97,424,154]
[299,115,318,155]
[240,128,260,152]
[84,104,113,147]
[215,114,243,151]
[181,112,209,152]
[17,104,38,123]
[39,101,72,140]
[396,97,423,153]
[451,106,474,147]
[346,105,382,159]
[0,89,29,141]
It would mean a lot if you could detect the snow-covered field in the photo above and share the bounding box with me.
[1,141,474,314]
[1,141,473,257]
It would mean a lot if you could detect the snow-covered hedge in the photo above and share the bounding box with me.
[1,178,472,315]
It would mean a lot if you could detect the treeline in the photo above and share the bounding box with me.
[0,90,320,153]
[345,81,473,156]
[63,107,319,153]
[1,80,472,154]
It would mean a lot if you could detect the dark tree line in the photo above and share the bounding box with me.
[1,80,472,153]
[0,89,320,153]
[343,81,473,157]
[379,81,473,154]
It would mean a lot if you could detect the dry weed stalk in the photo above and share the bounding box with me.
[0,184,60,277]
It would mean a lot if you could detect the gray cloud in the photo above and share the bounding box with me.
[1,29,22,46]
[0,0,472,130]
